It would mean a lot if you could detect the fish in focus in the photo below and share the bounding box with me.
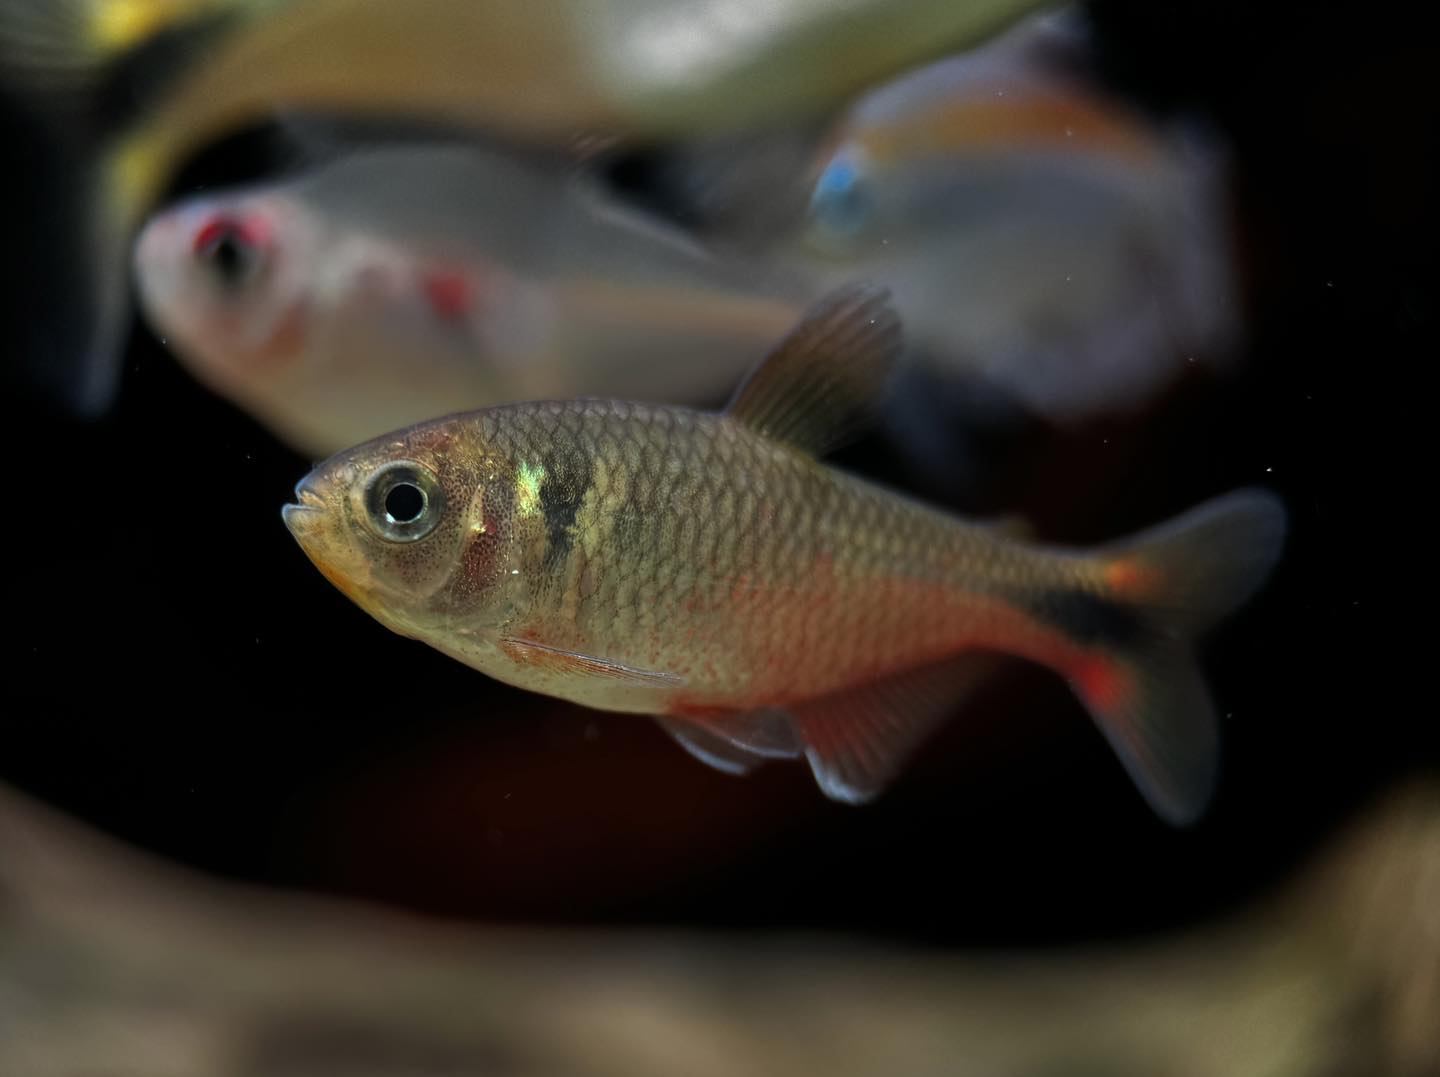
[282,284,1286,824]
[773,10,1242,422]
[0,0,1047,416]
[133,142,805,455]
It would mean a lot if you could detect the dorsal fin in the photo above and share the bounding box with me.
[725,282,901,457]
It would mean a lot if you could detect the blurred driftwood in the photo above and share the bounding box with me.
[1,779,1436,1077]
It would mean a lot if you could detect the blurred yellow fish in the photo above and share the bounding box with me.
[282,284,1286,824]
[133,142,805,455]
[0,0,1048,416]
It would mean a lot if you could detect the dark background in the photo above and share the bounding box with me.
[1,1,1427,945]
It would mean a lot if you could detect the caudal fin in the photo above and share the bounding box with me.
[1069,489,1287,826]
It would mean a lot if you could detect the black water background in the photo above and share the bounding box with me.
[0,1,1428,945]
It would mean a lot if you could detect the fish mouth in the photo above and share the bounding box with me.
[281,476,328,535]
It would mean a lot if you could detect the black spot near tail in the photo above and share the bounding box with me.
[1021,590,1148,651]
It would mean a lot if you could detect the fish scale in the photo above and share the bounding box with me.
[477,398,1027,703]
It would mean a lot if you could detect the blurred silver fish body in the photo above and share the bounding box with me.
[0,0,1049,416]
[785,11,1242,421]
[133,143,806,454]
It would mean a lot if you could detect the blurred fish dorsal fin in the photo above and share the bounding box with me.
[582,121,836,249]
[725,282,900,457]
[569,173,729,266]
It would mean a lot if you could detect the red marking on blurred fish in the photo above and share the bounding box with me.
[421,269,475,323]
[192,213,272,255]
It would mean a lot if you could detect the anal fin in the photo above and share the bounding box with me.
[789,655,1003,804]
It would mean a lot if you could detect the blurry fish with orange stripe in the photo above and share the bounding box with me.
[132,142,806,455]
[282,284,1286,824]
[776,9,1243,421]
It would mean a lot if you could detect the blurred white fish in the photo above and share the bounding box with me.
[779,10,1243,422]
[0,0,1047,416]
[134,143,805,455]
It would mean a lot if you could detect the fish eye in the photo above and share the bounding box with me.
[806,154,873,252]
[193,218,264,289]
[362,461,444,543]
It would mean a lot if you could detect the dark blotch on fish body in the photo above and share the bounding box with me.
[1022,590,1149,650]
[538,435,594,574]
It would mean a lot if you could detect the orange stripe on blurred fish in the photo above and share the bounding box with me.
[855,92,1164,169]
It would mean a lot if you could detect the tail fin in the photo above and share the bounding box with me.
[1069,489,1287,826]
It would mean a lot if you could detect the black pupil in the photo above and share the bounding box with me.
[203,229,250,284]
[385,482,425,523]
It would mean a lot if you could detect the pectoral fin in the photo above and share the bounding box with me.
[498,637,683,688]
[659,717,772,775]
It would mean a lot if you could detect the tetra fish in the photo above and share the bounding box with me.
[282,284,1285,824]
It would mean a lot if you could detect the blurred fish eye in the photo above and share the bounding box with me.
[806,153,873,251]
[362,461,444,543]
[193,218,265,290]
